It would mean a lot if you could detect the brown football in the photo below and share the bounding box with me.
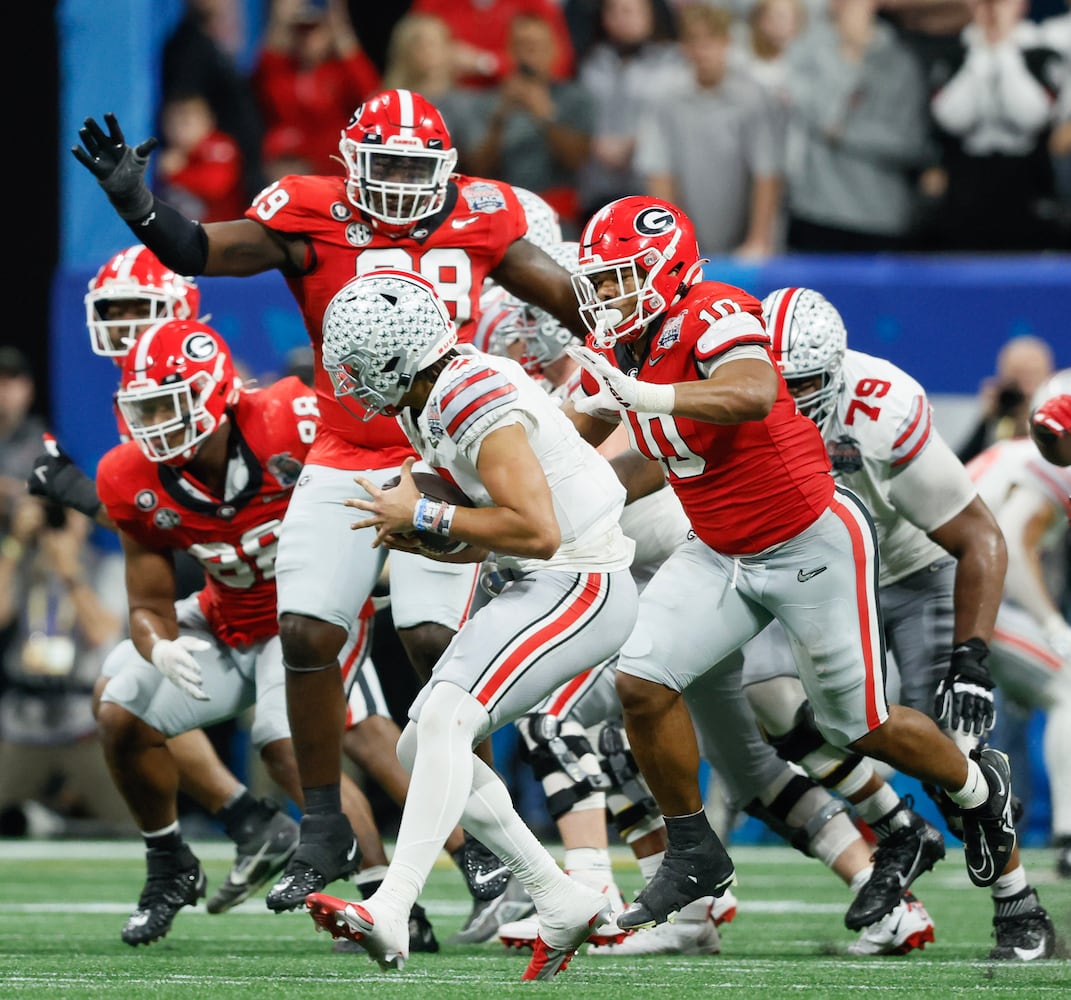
[381,470,474,555]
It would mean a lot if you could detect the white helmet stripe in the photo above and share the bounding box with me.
[130,322,159,379]
[396,88,415,138]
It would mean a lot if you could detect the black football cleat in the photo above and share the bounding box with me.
[122,847,206,946]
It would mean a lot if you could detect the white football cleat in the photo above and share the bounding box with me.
[587,911,721,956]
[500,871,629,950]
[521,884,612,980]
[711,887,738,927]
[847,892,935,956]
[306,893,409,970]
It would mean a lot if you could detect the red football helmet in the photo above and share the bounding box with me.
[85,245,201,358]
[117,320,241,465]
[573,196,704,347]
[338,88,457,234]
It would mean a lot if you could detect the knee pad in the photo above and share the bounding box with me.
[597,720,662,842]
[746,770,854,863]
[762,700,870,796]
[516,714,608,820]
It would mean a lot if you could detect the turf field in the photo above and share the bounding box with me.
[1,841,1068,999]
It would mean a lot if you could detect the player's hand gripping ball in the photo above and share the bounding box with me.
[381,470,474,556]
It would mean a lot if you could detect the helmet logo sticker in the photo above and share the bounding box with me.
[183,333,217,362]
[634,207,676,236]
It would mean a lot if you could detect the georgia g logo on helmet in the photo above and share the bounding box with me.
[634,207,677,238]
[183,332,219,362]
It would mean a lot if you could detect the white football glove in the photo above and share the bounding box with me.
[151,636,211,701]
[567,345,675,416]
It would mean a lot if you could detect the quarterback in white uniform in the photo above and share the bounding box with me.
[967,434,1071,878]
[303,269,639,981]
[745,287,1056,961]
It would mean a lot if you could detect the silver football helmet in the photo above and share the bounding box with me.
[490,241,580,373]
[512,186,563,252]
[762,287,848,432]
[322,269,457,419]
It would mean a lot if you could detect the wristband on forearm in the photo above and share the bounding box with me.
[413,497,456,537]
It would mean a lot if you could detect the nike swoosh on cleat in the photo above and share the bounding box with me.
[227,842,273,888]
[346,840,358,863]
[472,866,510,887]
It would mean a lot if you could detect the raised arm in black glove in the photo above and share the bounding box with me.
[934,637,996,740]
[71,113,157,220]
[27,434,101,520]
[71,113,209,275]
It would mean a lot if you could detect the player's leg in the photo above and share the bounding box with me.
[780,493,1019,938]
[308,568,637,978]
[982,604,1064,957]
[96,625,252,946]
[614,539,765,929]
[269,464,390,910]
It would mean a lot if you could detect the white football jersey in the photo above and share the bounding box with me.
[967,438,1071,545]
[400,346,634,574]
[823,350,975,586]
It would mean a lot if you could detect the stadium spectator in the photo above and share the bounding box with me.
[784,0,933,251]
[156,92,246,224]
[162,0,266,200]
[926,0,1064,250]
[410,0,576,87]
[734,0,808,100]
[634,3,784,259]
[451,13,596,236]
[955,334,1055,463]
[0,493,130,838]
[575,0,684,224]
[377,12,476,142]
[252,0,381,177]
[0,348,46,535]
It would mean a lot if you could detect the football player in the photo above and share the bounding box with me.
[748,286,1055,960]
[488,254,934,958]
[967,417,1070,900]
[562,196,1018,944]
[73,90,586,908]
[30,247,460,948]
[94,318,372,945]
[303,269,638,980]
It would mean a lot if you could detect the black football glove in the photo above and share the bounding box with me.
[934,638,996,739]
[27,434,101,520]
[71,113,158,220]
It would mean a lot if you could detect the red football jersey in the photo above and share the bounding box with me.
[97,377,319,647]
[244,173,527,470]
[578,281,834,555]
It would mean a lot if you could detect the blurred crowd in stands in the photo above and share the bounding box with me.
[151,0,1071,251]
